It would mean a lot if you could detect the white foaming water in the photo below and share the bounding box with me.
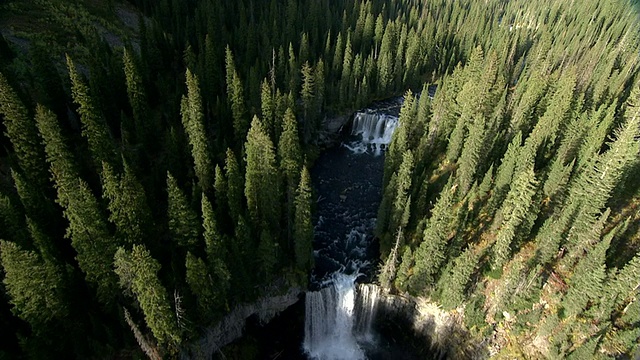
[347,112,399,156]
[304,272,380,360]
[355,284,380,343]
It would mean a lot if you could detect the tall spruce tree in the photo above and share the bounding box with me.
[0,240,67,333]
[0,73,48,188]
[244,117,281,239]
[66,55,116,168]
[181,69,213,190]
[36,105,118,302]
[166,172,200,250]
[293,166,314,271]
[114,245,181,348]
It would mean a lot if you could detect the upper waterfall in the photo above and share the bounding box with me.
[346,112,399,156]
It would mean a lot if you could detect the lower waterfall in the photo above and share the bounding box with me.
[303,273,364,360]
[303,274,380,360]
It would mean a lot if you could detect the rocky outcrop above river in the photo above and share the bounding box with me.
[364,285,487,359]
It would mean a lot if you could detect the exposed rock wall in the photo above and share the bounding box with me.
[365,285,487,360]
[181,287,302,360]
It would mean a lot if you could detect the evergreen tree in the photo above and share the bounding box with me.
[300,62,316,142]
[102,161,153,245]
[409,179,457,294]
[491,164,538,271]
[200,194,230,303]
[123,48,150,147]
[244,117,281,238]
[114,245,181,348]
[390,150,414,231]
[562,227,611,317]
[185,252,222,319]
[293,166,314,271]
[0,73,48,188]
[36,105,118,302]
[181,69,213,190]
[394,247,413,292]
[225,47,248,143]
[225,148,244,225]
[0,240,67,333]
[278,108,303,246]
[438,244,485,310]
[166,172,199,250]
[66,55,116,168]
[260,78,275,138]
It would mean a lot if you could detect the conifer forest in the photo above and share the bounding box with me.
[0,0,639,359]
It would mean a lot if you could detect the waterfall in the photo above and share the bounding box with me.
[304,273,365,360]
[347,112,399,155]
[303,275,382,359]
[355,284,380,343]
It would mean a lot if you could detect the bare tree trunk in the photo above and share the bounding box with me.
[123,308,162,360]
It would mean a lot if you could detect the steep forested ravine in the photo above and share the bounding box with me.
[1,0,640,358]
[217,101,431,359]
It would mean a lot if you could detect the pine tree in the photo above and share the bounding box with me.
[114,245,181,347]
[456,113,487,197]
[438,244,485,310]
[293,166,314,271]
[66,55,116,168]
[102,161,153,245]
[394,247,413,292]
[340,33,353,104]
[166,172,199,250]
[491,163,538,271]
[36,105,118,302]
[0,240,67,332]
[185,252,223,319]
[181,69,213,190]
[123,48,150,147]
[300,62,316,142]
[315,58,325,116]
[260,78,275,138]
[0,73,48,188]
[278,108,303,246]
[225,47,248,143]
[225,148,244,224]
[287,43,300,96]
[244,117,281,238]
[213,165,227,215]
[201,194,230,302]
[562,231,611,318]
[564,86,640,259]
[391,150,414,231]
[378,21,396,94]
[409,179,457,294]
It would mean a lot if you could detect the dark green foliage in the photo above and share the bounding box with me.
[114,245,181,348]
[181,70,213,190]
[1,0,640,357]
[294,166,314,271]
[225,148,244,225]
[36,105,118,302]
[409,179,457,294]
[244,117,280,240]
[102,161,153,245]
[438,245,484,310]
[0,73,48,188]
[0,240,67,332]
[66,55,116,168]
[166,172,200,250]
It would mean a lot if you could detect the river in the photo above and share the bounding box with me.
[216,99,431,360]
